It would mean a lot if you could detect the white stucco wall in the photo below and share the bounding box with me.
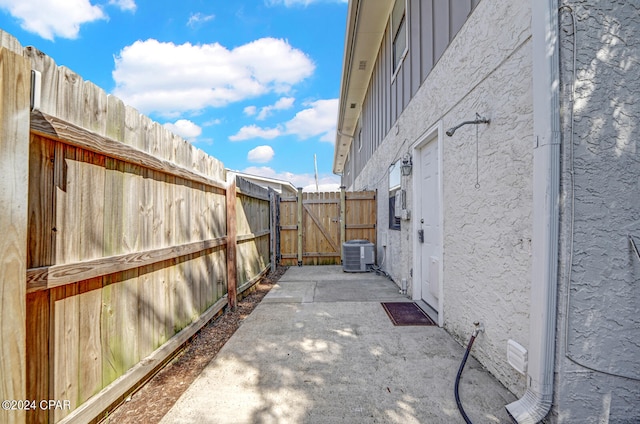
[352,0,533,397]
[554,1,640,422]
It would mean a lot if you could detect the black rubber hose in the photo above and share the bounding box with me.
[455,333,477,424]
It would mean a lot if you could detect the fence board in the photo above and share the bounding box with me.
[80,149,106,261]
[26,290,50,424]
[77,278,103,404]
[52,283,79,422]
[28,135,56,268]
[0,46,30,424]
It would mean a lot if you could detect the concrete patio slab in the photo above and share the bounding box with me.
[160,266,516,424]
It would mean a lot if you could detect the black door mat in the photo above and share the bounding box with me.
[381,302,436,326]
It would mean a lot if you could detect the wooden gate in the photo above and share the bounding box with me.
[279,189,376,266]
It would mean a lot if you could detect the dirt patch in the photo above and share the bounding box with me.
[103,267,287,423]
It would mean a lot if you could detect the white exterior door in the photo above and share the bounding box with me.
[417,138,440,310]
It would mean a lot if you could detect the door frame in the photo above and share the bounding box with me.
[411,121,444,327]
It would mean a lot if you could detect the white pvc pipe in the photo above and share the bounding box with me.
[505,1,561,423]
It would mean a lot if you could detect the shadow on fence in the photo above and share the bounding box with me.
[0,30,274,424]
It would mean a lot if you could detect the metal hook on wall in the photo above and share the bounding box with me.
[445,113,490,137]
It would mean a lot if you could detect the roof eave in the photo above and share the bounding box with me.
[333,0,393,175]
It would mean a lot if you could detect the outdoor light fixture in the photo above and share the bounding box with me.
[401,154,412,176]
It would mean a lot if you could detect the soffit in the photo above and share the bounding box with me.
[333,0,393,174]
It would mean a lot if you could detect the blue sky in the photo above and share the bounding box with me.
[0,0,347,190]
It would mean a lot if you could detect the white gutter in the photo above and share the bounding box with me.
[333,0,361,175]
[505,1,561,423]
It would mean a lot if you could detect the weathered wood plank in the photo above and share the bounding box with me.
[226,181,237,309]
[105,95,125,142]
[345,191,376,200]
[82,80,107,136]
[59,296,228,424]
[79,149,106,261]
[302,198,340,204]
[137,262,155,359]
[26,290,50,424]
[0,29,23,54]
[52,283,79,422]
[0,47,30,424]
[340,187,346,258]
[56,66,83,128]
[297,188,303,265]
[77,278,103,404]
[101,269,139,388]
[24,45,59,116]
[55,143,82,263]
[123,105,142,150]
[31,111,226,190]
[26,237,227,292]
[237,230,271,242]
[345,224,376,229]
[123,161,142,254]
[103,156,125,257]
[27,134,56,268]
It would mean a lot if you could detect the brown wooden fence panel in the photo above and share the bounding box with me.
[279,190,376,266]
[0,29,273,424]
[279,196,299,265]
[345,191,377,243]
[235,177,271,293]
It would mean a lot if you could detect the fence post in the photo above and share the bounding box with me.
[0,47,30,424]
[296,187,303,266]
[226,179,237,309]
[340,186,346,264]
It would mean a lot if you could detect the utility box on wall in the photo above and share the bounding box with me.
[342,240,375,272]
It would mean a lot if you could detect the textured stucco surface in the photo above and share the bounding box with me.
[351,0,532,397]
[554,1,640,422]
[345,0,640,420]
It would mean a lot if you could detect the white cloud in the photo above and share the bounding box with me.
[109,0,136,12]
[203,118,222,126]
[163,119,202,142]
[256,96,295,120]
[285,99,338,142]
[243,166,340,192]
[230,98,338,143]
[247,145,275,163]
[187,12,214,28]
[112,38,315,116]
[0,0,106,40]
[244,105,257,116]
[229,125,282,141]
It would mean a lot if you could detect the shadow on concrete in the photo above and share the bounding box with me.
[160,266,515,424]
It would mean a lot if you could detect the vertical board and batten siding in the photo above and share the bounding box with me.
[0,30,272,424]
[350,0,480,185]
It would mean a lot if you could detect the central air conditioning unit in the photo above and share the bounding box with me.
[342,240,375,272]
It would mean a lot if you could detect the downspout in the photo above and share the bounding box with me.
[505,1,561,423]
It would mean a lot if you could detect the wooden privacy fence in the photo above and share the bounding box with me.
[0,32,270,424]
[279,189,377,266]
